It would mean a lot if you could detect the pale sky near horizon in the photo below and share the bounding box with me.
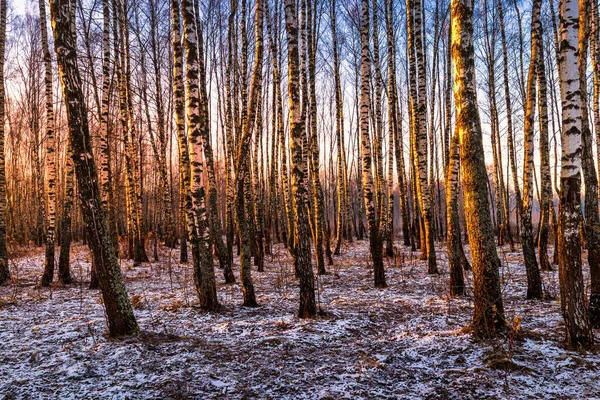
[11,0,27,14]
[13,0,25,15]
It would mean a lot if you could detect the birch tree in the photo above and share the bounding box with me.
[305,0,327,274]
[578,0,600,328]
[49,0,138,337]
[58,139,74,284]
[360,0,386,288]
[266,0,294,256]
[537,0,553,273]
[171,0,191,265]
[39,0,57,287]
[498,0,522,244]
[331,0,351,255]
[235,0,265,307]
[115,0,148,264]
[98,0,116,248]
[589,0,600,327]
[181,0,218,310]
[407,0,438,274]
[520,0,543,299]
[447,130,465,296]
[385,0,410,249]
[284,0,317,315]
[451,0,505,336]
[0,0,9,285]
[148,0,176,249]
[556,0,593,347]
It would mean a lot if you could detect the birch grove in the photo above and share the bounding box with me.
[0,0,597,351]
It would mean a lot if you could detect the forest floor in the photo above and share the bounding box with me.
[0,240,599,399]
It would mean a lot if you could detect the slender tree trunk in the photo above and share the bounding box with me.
[546,37,561,266]
[0,0,8,285]
[589,0,600,326]
[284,0,317,315]
[594,0,600,192]
[224,0,238,270]
[447,132,465,296]
[147,0,176,249]
[444,21,471,273]
[99,0,116,250]
[58,139,74,284]
[556,0,593,347]
[371,0,386,260]
[537,6,553,272]
[354,55,366,242]
[428,0,441,244]
[579,0,600,328]
[303,0,326,275]
[391,77,411,249]
[49,0,138,337]
[451,0,505,336]
[331,0,347,256]
[266,0,295,255]
[194,18,235,282]
[113,0,133,261]
[359,0,386,288]
[171,0,190,265]
[520,0,543,299]
[39,0,57,287]
[115,0,148,265]
[482,2,511,249]
[513,0,527,105]
[181,0,219,310]
[126,0,148,264]
[382,0,396,257]
[498,0,522,245]
[251,86,265,272]
[235,0,265,307]
[408,0,438,273]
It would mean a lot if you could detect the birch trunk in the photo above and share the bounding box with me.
[115,0,148,264]
[181,0,219,310]
[537,6,553,273]
[590,0,600,326]
[0,0,7,285]
[171,0,190,265]
[235,0,265,307]
[224,0,237,266]
[360,0,386,288]
[196,18,235,283]
[266,0,295,254]
[40,0,57,286]
[284,0,317,315]
[331,0,349,255]
[371,0,386,254]
[556,0,593,347]
[451,0,505,336]
[58,138,74,283]
[49,0,138,337]
[498,0,522,244]
[447,132,465,296]
[521,0,543,299]
[304,0,326,274]
[99,0,116,249]
[386,0,411,249]
[594,0,600,192]
[408,0,438,273]
[578,0,600,328]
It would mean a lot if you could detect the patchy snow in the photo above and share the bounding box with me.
[0,241,598,399]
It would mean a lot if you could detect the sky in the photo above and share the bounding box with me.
[13,0,25,15]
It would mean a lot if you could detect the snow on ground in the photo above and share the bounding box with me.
[0,241,599,399]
